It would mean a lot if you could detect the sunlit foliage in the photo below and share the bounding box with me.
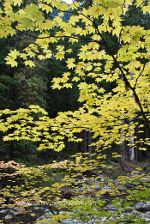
[0,0,149,152]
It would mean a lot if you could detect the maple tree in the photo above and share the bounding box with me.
[0,0,149,154]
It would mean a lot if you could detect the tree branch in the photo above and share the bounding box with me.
[134,63,146,89]
[91,21,149,128]
[12,1,150,128]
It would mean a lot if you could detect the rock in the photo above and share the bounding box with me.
[131,210,140,215]
[105,204,117,211]
[13,207,26,214]
[36,211,84,224]
[13,211,19,216]
[62,219,84,224]
[101,217,107,222]
[34,206,49,212]
[34,206,42,211]
[145,211,150,219]
[0,209,8,214]
[140,212,150,222]
[44,208,51,213]
[13,207,19,211]
[4,214,13,220]
[100,177,105,182]
[36,211,54,221]
[10,210,19,216]
[15,201,32,207]
[93,182,101,190]
[135,202,144,210]
[134,202,150,211]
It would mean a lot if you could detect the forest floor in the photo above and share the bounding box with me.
[0,153,150,224]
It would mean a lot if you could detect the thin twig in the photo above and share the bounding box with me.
[134,63,146,89]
